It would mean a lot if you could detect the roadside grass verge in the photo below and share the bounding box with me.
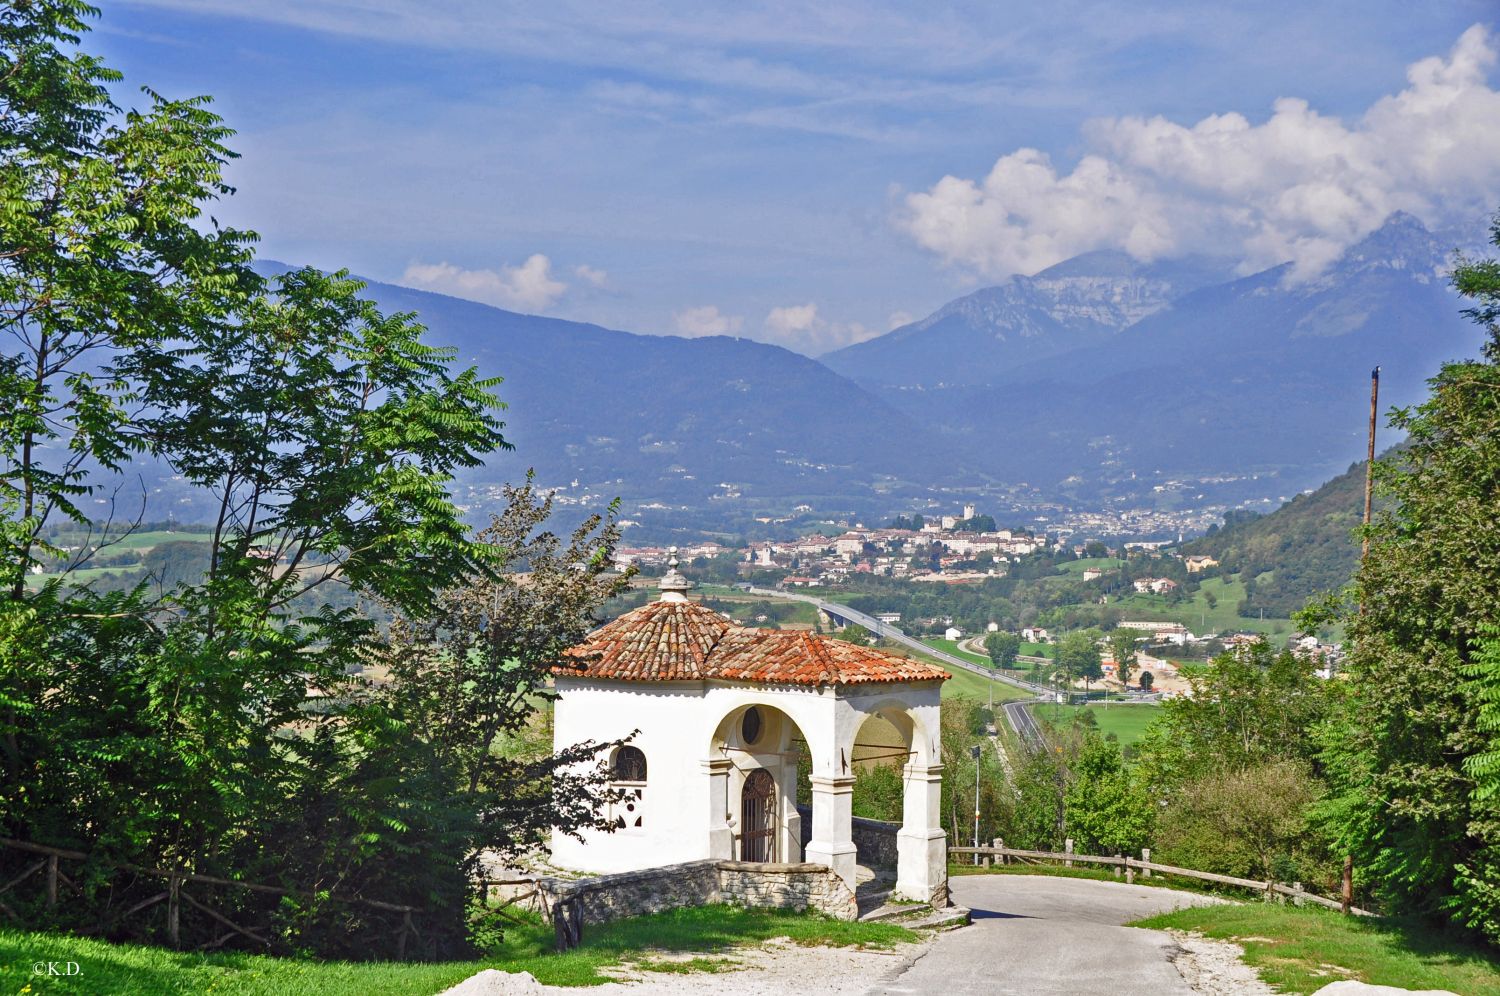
[1036,702,1161,749]
[1132,902,1500,995]
[3,906,913,995]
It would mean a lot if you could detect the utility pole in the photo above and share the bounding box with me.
[970,744,982,851]
[1363,366,1380,560]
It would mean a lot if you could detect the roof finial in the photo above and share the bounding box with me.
[659,546,693,602]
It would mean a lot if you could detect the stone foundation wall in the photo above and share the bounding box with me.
[541,861,719,925]
[717,861,857,921]
[541,859,857,924]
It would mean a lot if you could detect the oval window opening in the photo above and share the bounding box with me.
[742,706,763,745]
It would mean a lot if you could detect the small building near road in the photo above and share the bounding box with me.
[551,552,952,909]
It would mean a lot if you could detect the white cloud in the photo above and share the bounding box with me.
[763,303,877,355]
[402,254,568,311]
[887,310,914,330]
[765,303,820,338]
[574,263,609,287]
[902,25,1500,281]
[673,305,744,337]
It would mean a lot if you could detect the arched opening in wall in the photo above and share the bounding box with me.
[850,712,912,826]
[608,744,648,829]
[713,704,811,863]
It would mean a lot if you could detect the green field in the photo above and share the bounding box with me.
[922,637,993,667]
[1054,557,1125,576]
[47,529,211,554]
[1133,903,1500,995]
[1113,573,1295,637]
[1,906,912,994]
[898,644,1029,703]
[1037,703,1161,748]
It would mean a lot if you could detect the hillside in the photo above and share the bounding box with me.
[135,266,977,522]
[869,214,1483,494]
[1180,459,1370,618]
[822,250,1234,388]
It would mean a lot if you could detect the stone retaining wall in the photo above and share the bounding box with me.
[794,805,901,869]
[718,861,857,921]
[540,859,857,924]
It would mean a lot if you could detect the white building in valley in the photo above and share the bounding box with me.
[551,552,951,907]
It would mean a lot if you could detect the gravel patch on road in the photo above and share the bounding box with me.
[1166,929,1277,995]
[441,935,931,996]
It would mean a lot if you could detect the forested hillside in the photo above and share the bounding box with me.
[1181,459,1368,617]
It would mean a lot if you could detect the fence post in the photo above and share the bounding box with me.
[1064,839,1073,868]
[46,855,58,910]
[1341,856,1353,914]
[167,874,181,948]
[1114,854,1122,878]
[1125,857,1134,885]
[1292,882,1303,907]
[1141,848,1151,879]
[994,837,1003,867]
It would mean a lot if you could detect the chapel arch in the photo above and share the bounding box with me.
[707,702,813,863]
[841,697,947,908]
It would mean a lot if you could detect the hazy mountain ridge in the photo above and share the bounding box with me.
[856,214,1483,494]
[133,214,1483,523]
[822,250,1237,387]
[254,271,977,511]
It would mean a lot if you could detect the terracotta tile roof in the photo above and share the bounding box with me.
[560,599,950,687]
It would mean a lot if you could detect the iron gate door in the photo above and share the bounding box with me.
[740,768,776,862]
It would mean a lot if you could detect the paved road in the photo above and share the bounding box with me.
[869,875,1227,996]
[743,586,1048,696]
[1001,699,1045,752]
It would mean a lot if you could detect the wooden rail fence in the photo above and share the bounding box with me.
[951,839,1371,916]
[0,837,427,956]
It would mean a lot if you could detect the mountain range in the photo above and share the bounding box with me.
[139,212,1483,525]
[825,212,1483,496]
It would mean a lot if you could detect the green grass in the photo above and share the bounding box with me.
[1037,703,1162,748]
[1020,641,1054,659]
[1054,557,1124,576]
[1112,573,1294,637]
[922,637,992,667]
[2,906,913,994]
[1132,903,1500,995]
[895,644,1028,703]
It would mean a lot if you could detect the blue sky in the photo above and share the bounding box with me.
[105,1,1499,354]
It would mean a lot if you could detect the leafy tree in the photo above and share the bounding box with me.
[840,623,872,646]
[983,631,1021,670]
[852,763,903,822]
[0,5,624,958]
[1108,628,1139,687]
[938,697,1011,847]
[1056,629,1102,697]
[1139,670,1154,692]
[1155,760,1324,886]
[1135,641,1335,793]
[1314,212,1500,942]
[1,0,256,596]
[1064,732,1153,855]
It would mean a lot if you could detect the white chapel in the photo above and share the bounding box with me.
[551,552,951,907]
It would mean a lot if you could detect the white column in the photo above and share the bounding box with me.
[897,762,947,907]
[703,757,734,860]
[777,760,802,863]
[805,774,856,888]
